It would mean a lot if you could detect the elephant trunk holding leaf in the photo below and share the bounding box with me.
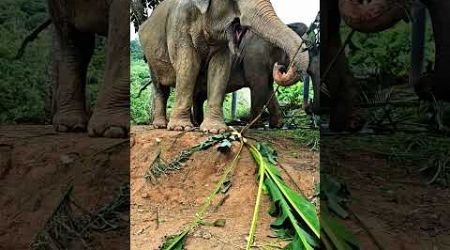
[139,0,309,133]
[339,0,450,102]
[48,0,130,137]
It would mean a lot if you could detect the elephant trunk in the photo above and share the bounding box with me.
[339,0,407,33]
[238,0,309,86]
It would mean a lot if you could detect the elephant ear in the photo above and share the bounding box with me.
[192,0,210,14]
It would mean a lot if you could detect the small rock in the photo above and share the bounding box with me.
[60,152,79,166]
[202,232,212,239]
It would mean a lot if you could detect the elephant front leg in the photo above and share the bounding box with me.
[88,0,130,138]
[200,50,230,134]
[52,29,94,132]
[192,91,206,127]
[167,48,201,131]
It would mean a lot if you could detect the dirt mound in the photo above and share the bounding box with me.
[130,126,319,249]
[0,125,129,250]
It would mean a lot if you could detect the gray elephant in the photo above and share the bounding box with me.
[48,0,129,137]
[139,0,309,134]
[192,22,320,128]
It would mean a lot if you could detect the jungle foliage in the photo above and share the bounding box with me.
[0,0,50,123]
[343,19,435,82]
[0,0,106,124]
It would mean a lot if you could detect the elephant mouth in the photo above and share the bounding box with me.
[231,18,247,46]
[227,18,248,54]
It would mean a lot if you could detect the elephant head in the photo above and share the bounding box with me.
[192,0,309,86]
[339,0,409,33]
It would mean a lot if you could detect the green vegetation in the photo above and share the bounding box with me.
[0,0,50,123]
[0,0,105,124]
[343,19,435,81]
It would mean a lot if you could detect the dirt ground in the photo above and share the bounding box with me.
[130,126,319,250]
[322,138,450,250]
[0,125,129,250]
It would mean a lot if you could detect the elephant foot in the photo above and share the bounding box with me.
[167,118,194,131]
[249,119,265,128]
[151,117,168,129]
[346,112,366,132]
[88,109,129,138]
[53,110,87,133]
[329,109,365,132]
[200,118,228,134]
[415,74,450,102]
[269,117,283,129]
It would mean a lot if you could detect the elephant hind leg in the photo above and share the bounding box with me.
[192,91,206,127]
[151,81,170,128]
[52,25,95,133]
[268,91,283,128]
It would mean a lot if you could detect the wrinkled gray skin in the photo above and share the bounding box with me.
[48,0,129,137]
[192,22,319,128]
[139,0,309,134]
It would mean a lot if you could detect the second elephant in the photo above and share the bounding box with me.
[192,22,320,128]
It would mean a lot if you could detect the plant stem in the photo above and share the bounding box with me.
[245,143,266,250]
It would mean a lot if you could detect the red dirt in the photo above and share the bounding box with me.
[130,126,319,250]
[0,125,129,250]
[323,146,450,250]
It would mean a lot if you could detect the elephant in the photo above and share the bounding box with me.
[191,22,320,128]
[139,0,309,134]
[48,0,129,138]
[321,0,450,132]
[338,0,450,102]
